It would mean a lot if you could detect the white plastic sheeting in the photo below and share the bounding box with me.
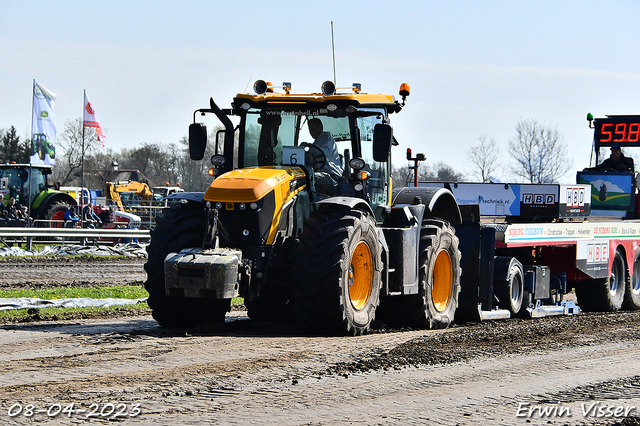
[0,297,148,311]
[0,243,148,258]
[0,243,148,311]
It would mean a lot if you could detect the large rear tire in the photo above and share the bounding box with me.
[245,278,294,323]
[376,219,462,329]
[144,202,230,328]
[406,219,461,329]
[576,248,626,312]
[292,209,382,336]
[40,201,71,228]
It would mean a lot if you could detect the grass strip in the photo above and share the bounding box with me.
[0,285,149,300]
[0,285,244,324]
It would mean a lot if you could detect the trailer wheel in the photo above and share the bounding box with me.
[292,209,382,336]
[576,248,626,312]
[623,251,640,310]
[144,202,230,328]
[494,257,524,315]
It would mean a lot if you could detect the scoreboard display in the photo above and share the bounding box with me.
[594,116,640,147]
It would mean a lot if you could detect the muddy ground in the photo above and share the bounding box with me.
[1,256,640,425]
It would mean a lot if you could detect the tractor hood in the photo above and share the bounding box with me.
[204,166,307,246]
[204,166,306,203]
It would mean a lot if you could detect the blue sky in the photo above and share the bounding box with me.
[2,0,640,182]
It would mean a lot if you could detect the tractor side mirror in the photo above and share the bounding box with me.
[189,123,208,160]
[372,123,393,162]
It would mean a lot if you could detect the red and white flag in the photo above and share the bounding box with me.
[83,91,106,146]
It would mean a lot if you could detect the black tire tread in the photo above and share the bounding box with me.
[292,209,382,336]
[144,202,230,328]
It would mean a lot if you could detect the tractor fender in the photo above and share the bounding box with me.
[165,192,206,203]
[313,196,375,216]
[33,191,77,219]
[391,187,461,225]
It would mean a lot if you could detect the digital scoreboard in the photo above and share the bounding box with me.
[594,116,640,147]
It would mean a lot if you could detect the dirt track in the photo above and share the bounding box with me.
[1,256,640,425]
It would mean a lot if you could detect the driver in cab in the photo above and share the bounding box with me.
[306,118,343,193]
[595,145,634,172]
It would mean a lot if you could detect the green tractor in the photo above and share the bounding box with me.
[0,164,76,226]
[31,133,55,162]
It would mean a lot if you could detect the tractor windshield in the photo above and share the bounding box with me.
[0,166,48,206]
[241,107,389,209]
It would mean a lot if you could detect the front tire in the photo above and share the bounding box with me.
[144,202,230,328]
[292,209,382,336]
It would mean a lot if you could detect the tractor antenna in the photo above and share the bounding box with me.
[331,21,337,85]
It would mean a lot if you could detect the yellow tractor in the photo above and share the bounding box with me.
[145,80,462,335]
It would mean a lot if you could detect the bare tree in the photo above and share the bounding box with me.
[468,135,500,182]
[54,118,101,185]
[508,119,572,183]
[391,161,463,187]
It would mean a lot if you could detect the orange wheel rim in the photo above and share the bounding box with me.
[432,249,453,312]
[349,241,373,310]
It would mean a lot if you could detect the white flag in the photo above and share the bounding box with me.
[84,92,106,147]
[31,81,57,165]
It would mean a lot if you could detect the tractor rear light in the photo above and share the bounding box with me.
[250,203,258,210]
[215,202,223,209]
[238,203,246,210]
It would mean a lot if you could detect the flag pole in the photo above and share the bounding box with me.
[80,89,85,230]
[28,80,35,231]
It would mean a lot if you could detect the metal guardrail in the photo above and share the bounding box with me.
[0,227,150,239]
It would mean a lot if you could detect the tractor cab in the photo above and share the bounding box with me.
[577,115,640,218]
[0,164,50,206]
[189,80,407,217]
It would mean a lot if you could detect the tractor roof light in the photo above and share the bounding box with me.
[352,83,362,93]
[254,80,290,95]
[587,112,594,128]
[321,80,336,95]
[253,80,268,94]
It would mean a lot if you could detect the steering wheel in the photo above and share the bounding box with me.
[300,142,327,171]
